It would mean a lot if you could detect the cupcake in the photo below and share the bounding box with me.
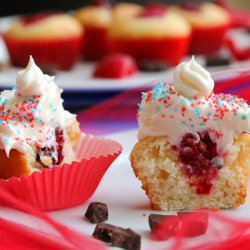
[74,0,112,61]
[0,56,121,210]
[108,4,191,69]
[2,12,84,70]
[130,57,250,211]
[171,2,231,55]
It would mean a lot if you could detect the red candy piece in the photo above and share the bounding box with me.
[151,211,209,241]
[151,215,180,241]
[178,211,209,237]
[93,54,138,79]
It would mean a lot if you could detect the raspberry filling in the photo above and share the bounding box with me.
[22,12,56,26]
[36,127,64,168]
[178,131,220,194]
[91,0,110,7]
[180,2,201,12]
[138,3,167,18]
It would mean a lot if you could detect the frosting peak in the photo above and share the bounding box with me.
[173,56,214,98]
[16,56,55,97]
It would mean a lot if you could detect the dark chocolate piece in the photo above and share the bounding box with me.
[93,223,141,250]
[138,60,169,72]
[205,55,231,67]
[85,202,108,223]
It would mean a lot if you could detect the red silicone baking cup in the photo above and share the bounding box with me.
[188,24,231,55]
[82,26,110,61]
[109,36,190,66]
[0,133,122,211]
[2,34,84,70]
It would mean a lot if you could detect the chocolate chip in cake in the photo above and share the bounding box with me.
[205,54,231,67]
[93,223,141,250]
[85,202,108,223]
[138,60,169,72]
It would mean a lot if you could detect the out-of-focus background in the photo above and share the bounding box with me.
[1,0,249,16]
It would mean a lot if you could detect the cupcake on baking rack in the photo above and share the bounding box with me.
[130,56,250,211]
[171,2,231,55]
[0,56,121,211]
[74,0,112,61]
[2,12,84,70]
[108,3,191,71]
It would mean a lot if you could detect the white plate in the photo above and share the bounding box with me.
[0,129,249,249]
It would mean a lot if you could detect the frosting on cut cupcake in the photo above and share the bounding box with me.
[0,56,75,155]
[137,57,250,155]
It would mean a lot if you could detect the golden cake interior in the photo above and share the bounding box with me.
[130,133,250,211]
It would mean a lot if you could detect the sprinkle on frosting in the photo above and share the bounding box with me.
[138,76,250,156]
[0,56,75,156]
[173,56,214,98]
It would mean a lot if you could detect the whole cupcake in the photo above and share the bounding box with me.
[74,0,112,61]
[171,2,231,55]
[0,56,121,210]
[108,4,191,70]
[130,57,250,211]
[2,12,84,70]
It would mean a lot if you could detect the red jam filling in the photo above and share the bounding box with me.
[22,12,57,26]
[180,2,201,12]
[36,127,64,168]
[137,3,167,18]
[91,0,110,7]
[178,131,220,194]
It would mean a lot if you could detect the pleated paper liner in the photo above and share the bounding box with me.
[0,133,122,211]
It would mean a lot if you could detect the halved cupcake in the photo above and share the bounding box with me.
[0,56,121,210]
[130,57,250,211]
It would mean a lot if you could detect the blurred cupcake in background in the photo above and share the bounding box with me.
[171,2,231,55]
[74,0,112,61]
[108,3,191,71]
[112,2,143,22]
[2,12,84,71]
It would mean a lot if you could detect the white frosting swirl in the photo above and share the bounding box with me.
[16,56,55,97]
[137,82,250,156]
[0,57,76,156]
[173,56,214,98]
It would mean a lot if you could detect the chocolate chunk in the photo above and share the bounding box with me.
[205,54,231,67]
[138,60,169,72]
[93,223,141,250]
[85,202,108,223]
[177,211,209,237]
